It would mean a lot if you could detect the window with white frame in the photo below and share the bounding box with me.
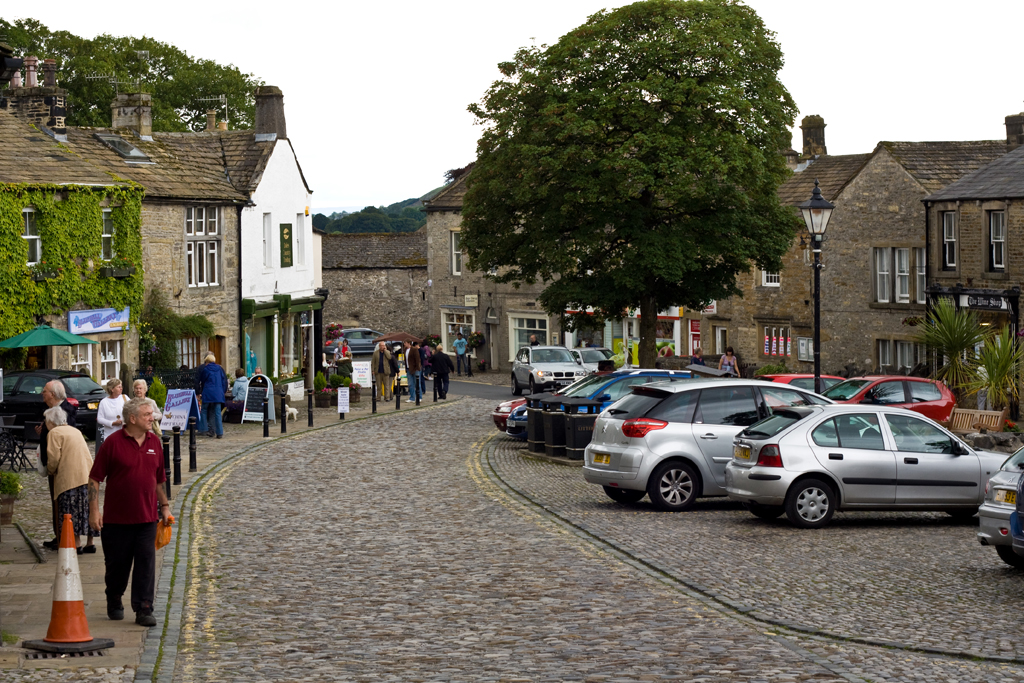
[874,248,891,303]
[99,340,122,381]
[23,209,40,265]
[186,206,220,287]
[176,337,201,368]
[71,343,93,379]
[914,247,926,304]
[509,316,547,359]
[896,340,916,371]
[443,310,475,351]
[263,213,272,267]
[294,213,305,266]
[895,248,910,303]
[990,211,1006,271]
[101,210,115,261]
[761,270,780,286]
[877,339,892,368]
[942,211,956,269]
[713,326,728,355]
[797,337,813,362]
[451,231,462,275]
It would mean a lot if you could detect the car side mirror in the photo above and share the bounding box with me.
[597,394,611,402]
[951,440,968,456]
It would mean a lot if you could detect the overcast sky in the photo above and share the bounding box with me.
[8,1,1024,211]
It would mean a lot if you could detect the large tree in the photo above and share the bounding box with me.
[461,0,800,367]
[1,18,261,131]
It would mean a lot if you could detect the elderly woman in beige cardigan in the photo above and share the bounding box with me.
[44,406,95,554]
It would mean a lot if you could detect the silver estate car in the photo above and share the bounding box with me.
[725,404,1006,529]
[582,378,831,511]
[977,448,1024,569]
[512,346,587,394]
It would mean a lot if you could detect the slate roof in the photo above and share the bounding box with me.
[322,230,427,269]
[776,154,872,205]
[924,143,1024,201]
[0,109,123,186]
[423,173,468,212]
[879,140,1006,194]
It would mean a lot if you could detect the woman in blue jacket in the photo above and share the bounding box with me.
[198,354,229,438]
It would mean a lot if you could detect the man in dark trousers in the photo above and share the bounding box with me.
[407,341,422,403]
[39,380,78,550]
[89,398,170,627]
[432,345,455,399]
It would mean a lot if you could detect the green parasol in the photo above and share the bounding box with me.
[0,324,99,349]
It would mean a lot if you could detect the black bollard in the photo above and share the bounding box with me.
[372,379,377,414]
[396,381,401,410]
[188,416,197,472]
[281,394,287,434]
[162,434,171,498]
[433,377,438,402]
[172,426,182,485]
[308,389,314,427]
[415,376,421,406]
[262,399,269,438]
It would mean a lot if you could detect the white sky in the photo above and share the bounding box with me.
[8,1,1024,211]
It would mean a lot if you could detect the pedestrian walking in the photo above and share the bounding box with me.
[96,378,128,453]
[372,341,394,401]
[407,340,423,403]
[453,332,469,376]
[432,344,454,399]
[89,398,170,628]
[718,346,739,377]
[132,379,163,435]
[690,346,706,366]
[44,406,95,554]
[38,380,78,550]
[198,353,229,438]
[419,342,431,395]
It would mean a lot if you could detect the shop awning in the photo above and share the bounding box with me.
[0,324,99,348]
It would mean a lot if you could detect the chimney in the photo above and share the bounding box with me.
[42,59,56,87]
[4,52,67,138]
[217,120,227,131]
[206,109,217,132]
[0,41,23,90]
[24,55,38,87]
[780,131,800,171]
[110,92,152,138]
[1006,113,1024,152]
[800,115,827,157]
[254,85,286,139]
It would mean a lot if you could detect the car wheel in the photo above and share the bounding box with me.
[745,502,785,520]
[785,478,835,529]
[946,508,978,520]
[511,374,522,396]
[529,377,537,394]
[646,460,699,512]
[602,486,646,504]
[997,545,1024,569]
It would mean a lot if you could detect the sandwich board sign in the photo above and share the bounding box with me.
[242,374,276,423]
[162,390,200,431]
[337,387,350,414]
[351,361,372,389]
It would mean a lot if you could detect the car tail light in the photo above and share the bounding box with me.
[66,397,79,407]
[756,445,783,468]
[621,418,668,438]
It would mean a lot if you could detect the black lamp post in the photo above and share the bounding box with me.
[797,179,835,394]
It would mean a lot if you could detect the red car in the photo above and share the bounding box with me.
[758,373,844,393]
[492,398,526,431]
[820,375,956,422]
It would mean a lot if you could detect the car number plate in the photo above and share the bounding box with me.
[593,453,611,465]
[734,445,751,460]
[996,489,1017,505]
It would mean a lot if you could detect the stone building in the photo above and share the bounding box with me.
[704,116,1005,376]
[320,231,429,336]
[423,173,556,373]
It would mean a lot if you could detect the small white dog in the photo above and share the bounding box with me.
[285,406,299,422]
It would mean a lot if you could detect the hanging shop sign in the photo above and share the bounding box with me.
[68,307,130,335]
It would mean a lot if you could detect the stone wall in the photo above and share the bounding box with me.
[321,267,430,336]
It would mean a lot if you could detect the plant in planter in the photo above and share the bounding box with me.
[0,470,24,526]
[28,259,62,281]
[314,372,332,407]
[349,382,362,403]
[326,322,344,343]
[99,255,137,279]
[329,373,345,389]
[424,334,441,348]
[476,358,488,373]
[466,331,486,349]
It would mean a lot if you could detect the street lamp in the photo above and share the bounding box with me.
[797,179,835,394]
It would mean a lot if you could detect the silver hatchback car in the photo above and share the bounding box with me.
[725,404,1005,528]
[977,448,1024,569]
[582,378,831,511]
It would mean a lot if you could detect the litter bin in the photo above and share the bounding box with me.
[526,393,548,454]
[541,395,567,459]
[563,398,603,461]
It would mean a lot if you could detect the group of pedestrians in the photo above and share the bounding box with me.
[369,338,459,402]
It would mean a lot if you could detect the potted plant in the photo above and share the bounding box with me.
[0,471,23,526]
[29,260,62,281]
[99,255,137,279]
[476,358,488,373]
[349,381,362,403]
[467,331,486,349]
[424,334,441,349]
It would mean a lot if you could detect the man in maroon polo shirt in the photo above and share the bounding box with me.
[89,397,171,627]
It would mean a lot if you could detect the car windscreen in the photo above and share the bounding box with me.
[822,379,871,401]
[532,349,574,363]
[1002,448,1024,472]
[62,376,105,395]
[560,375,611,397]
[581,349,613,363]
[603,391,668,419]
[739,409,809,439]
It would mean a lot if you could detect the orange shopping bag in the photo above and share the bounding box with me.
[155,515,175,549]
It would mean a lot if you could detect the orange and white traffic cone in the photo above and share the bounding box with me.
[22,514,114,654]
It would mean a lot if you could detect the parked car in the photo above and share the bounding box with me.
[325,328,384,356]
[726,404,1005,529]
[758,373,844,392]
[820,375,955,422]
[492,398,525,431]
[512,346,588,394]
[582,378,831,510]
[977,447,1024,568]
[0,370,105,438]
[570,347,615,373]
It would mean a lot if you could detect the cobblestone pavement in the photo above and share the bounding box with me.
[488,435,1024,666]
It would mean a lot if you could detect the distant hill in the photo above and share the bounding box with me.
[314,194,433,235]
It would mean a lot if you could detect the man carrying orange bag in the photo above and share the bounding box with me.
[155,515,174,549]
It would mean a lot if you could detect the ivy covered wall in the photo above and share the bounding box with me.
[0,183,145,363]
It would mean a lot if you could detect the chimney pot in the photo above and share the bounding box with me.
[24,55,38,87]
[254,85,287,139]
[42,59,56,87]
[800,114,827,157]
[206,109,217,132]
[1006,113,1024,152]
[11,69,22,88]
[217,120,227,131]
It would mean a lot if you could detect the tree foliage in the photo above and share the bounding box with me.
[323,200,426,234]
[969,327,1024,411]
[141,289,214,369]
[914,297,987,401]
[1,18,261,131]
[461,0,799,367]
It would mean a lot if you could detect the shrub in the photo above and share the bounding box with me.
[0,471,23,498]
[755,363,788,376]
[314,371,328,392]
[343,376,352,387]
[329,373,344,388]
[149,376,168,410]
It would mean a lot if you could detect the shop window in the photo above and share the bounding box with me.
[444,310,476,352]
[509,315,545,359]
[100,340,122,381]
[280,315,301,377]
[71,343,93,379]
[762,326,791,357]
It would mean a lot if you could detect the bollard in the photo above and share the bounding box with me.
[162,433,171,498]
[172,426,182,485]
[372,379,377,414]
[308,389,314,427]
[263,399,269,438]
[188,416,197,472]
[281,394,287,434]
[415,378,421,406]
[433,378,438,402]
[396,381,401,410]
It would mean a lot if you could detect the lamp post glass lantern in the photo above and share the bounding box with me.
[797,179,835,394]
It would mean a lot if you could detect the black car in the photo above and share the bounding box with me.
[0,370,106,438]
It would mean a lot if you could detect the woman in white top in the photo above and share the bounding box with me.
[96,378,128,447]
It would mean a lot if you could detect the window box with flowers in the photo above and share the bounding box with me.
[100,256,137,279]
[28,260,62,282]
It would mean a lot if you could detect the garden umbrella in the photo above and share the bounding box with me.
[0,324,98,348]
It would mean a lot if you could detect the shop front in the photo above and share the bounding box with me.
[241,294,324,389]
[65,307,131,382]
[927,285,1020,334]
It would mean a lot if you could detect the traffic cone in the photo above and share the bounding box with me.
[22,514,114,653]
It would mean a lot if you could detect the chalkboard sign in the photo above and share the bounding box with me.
[242,374,276,423]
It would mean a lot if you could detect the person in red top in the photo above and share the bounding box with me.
[89,397,170,627]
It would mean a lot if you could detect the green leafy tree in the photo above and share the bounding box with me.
[461,0,799,367]
[1,18,261,131]
[915,297,988,401]
[311,213,330,231]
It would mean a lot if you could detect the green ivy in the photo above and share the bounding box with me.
[0,183,145,343]
[142,289,214,369]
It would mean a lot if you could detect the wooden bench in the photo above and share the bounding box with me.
[940,408,1008,435]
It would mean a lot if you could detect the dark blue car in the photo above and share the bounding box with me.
[505,369,692,440]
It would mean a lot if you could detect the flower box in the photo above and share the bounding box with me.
[100,266,136,279]
[31,271,59,282]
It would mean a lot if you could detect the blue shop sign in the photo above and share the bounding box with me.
[68,307,130,335]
